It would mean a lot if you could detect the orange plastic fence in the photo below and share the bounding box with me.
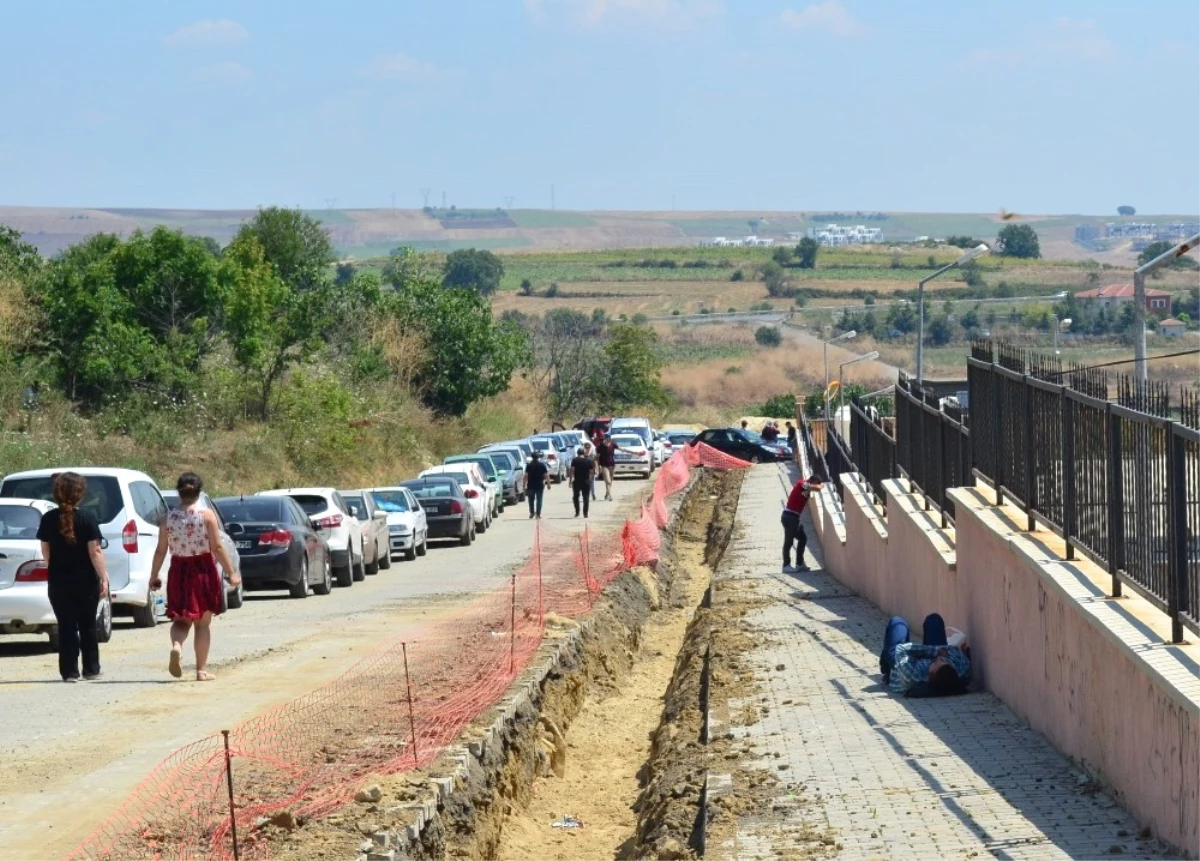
[69,447,746,861]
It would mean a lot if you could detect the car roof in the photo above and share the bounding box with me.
[1,466,156,483]
[257,487,338,497]
[358,486,412,493]
[0,498,56,511]
[421,465,476,478]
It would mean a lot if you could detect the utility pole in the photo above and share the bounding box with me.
[442,190,446,209]
[419,187,432,208]
[503,195,515,211]
[324,198,337,212]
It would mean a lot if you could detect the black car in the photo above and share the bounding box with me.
[690,427,790,463]
[212,496,332,598]
[399,479,475,546]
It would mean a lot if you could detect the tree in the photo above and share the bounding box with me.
[960,260,985,288]
[442,248,504,296]
[761,261,791,297]
[236,207,336,293]
[1117,206,1136,216]
[794,237,819,269]
[519,278,534,296]
[1137,240,1199,270]
[960,308,980,333]
[946,235,982,249]
[771,246,793,266]
[335,262,357,286]
[997,224,1040,259]
[591,323,668,412]
[885,303,917,334]
[526,308,604,417]
[199,236,223,259]
[382,246,441,288]
[0,226,44,277]
[754,326,782,347]
[926,315,953,346]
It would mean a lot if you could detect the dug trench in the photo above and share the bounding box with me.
[269,465,746,861]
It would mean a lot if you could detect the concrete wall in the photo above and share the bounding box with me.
[807,472,1200,856]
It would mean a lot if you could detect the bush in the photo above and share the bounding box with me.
[864,294,876,306]
[657,259,678,269]
[754,326,782,347]
[760,393,796,418]
[631,312,648,325]
[731,269,745,282]
[699,307,710,315]
[727,307,737,313]
[544,282,559,298]
[518,278,533,296]
[671,309,681,316]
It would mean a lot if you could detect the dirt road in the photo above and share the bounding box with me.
[0,477,647,861]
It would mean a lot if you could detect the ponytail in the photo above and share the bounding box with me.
[52,472,87,546]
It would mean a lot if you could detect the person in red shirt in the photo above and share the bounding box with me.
[782,474,823,573]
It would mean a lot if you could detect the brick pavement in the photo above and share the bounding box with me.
[711,464,1180,861]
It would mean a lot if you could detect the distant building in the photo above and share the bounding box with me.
[806,224,884,246]
[1159,318,1187,337]
[1075,283,1172,313]
[1074,225,1100,242]
[1155,222,1200,241]
[1105,222,1157,238]
[699,235,774,247]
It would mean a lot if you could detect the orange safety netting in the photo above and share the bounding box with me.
[69,446,747,861]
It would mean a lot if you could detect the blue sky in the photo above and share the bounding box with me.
[1,0,1196,214]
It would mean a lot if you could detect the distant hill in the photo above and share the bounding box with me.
[1,206,1195,263]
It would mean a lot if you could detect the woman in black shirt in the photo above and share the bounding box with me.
[36,472,110,682]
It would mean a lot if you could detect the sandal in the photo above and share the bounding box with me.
[196,671,216,682]
[168,649,182,679]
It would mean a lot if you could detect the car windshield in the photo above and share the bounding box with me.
[530,439,554,452]
[437,471,471,486]
[0,505,42,539]
[370,491,411,513]
[1,475,124,524]
[667,433,695,445]
[406,483,456,500]
[733,428,762,443]
[342,494,370,521]
[214,497,284,523]
[449,456,499,478]
[612,435,643,448]
[288,495,330,516]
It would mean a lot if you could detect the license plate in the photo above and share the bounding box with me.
[235,540,253,550]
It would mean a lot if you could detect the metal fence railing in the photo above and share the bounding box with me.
[848,399,897,508]
[894,377,971,527]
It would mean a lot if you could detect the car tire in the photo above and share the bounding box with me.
[404,542,417,561]
[461,525,473,546]
[365,541,379,576]
[478,515,488,534]
[289,557,310,599]
[312,553,333,596]
[131,587,157,628]
[95,596,113,644]
[749,454,761,464]
[379,542,392,570]
[352,544,366,582]
[334,556,354,588]
[416,534,428,556]
[227,580,244,610]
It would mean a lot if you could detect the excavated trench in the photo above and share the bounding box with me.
[275,467,745,861]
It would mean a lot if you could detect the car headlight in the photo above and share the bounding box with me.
[389,524,411,535]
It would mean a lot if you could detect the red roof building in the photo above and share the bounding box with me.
[1074,283,1172,313]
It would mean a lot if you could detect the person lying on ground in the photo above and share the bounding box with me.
[879,613,971,698]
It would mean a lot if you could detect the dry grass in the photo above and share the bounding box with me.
[492,279,787,318]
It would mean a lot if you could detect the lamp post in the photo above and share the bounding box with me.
[1053,316,1071,354]
[917,243,990,384]
[823,329,857,423]
[838,350,880,421]
[1132,232,1200,383]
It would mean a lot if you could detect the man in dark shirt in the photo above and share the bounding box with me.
[525,451,550,519]
[761,422,779,442]
[786,421,798,451]
[594,435,618,501]
[570,447,595,518]
[781,474,823,573]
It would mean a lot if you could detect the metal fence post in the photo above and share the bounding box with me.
[1167,427,1186,643]
[1024,375,1036,532]
[1063,392,1076,562]
[993,363,1004,506]
[938,411,948,528]
[1106,404,1124,599]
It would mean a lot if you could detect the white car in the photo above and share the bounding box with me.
[0,467,170,628]
[651,430,673,466]
[257,488,365,588]
[0,498,114,646]
[162,490,243,610]
[528,436,566,483]
[611,432,653,479]
[362,486,429,561]
[418,466,492,532]
[611,417,655,472]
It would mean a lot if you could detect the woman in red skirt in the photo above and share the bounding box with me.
[149,473,239,681]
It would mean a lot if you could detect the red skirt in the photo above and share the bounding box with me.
[166,552,224,620]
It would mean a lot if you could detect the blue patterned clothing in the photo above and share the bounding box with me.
[888,643,970,696]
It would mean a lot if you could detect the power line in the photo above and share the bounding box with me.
[1042,348,1198,378]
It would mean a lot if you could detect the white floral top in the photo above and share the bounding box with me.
[166,507,211,558]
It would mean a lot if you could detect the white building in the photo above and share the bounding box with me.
[806,224,884,246]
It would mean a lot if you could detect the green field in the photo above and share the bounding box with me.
[507,209,594,228]
[341,237,532,258]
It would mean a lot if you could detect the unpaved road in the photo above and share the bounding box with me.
[0,477,648,861]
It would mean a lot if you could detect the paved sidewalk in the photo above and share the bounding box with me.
[713,464,1179,861]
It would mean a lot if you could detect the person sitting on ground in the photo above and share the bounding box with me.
[880,613,971,698]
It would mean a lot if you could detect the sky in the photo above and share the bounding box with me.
[1,0,1197,214]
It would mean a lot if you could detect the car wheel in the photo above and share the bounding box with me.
[226,580,244,610]
[352,544,366,582]
[365,539,379,576]
[312,553,333,596]
[461,524,474,546]
[379,541,392,570]
[416,533,428,556]
[404,542,417,561]
[131,587,158,628]
[334,554,354,588]
[95,595,113,644]
[289,557,310,599]
[478,514,488,534]
[749,454,761,464]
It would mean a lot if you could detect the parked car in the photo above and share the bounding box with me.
[690,427,788,463]
[742,428,793,460]
[0,467,169,628]
[611,417,655,471]
[256,488,365,587]
[418,466,492,531]
[400,479,475,546]
[611,432,653,479]
[445,453,511,510]
[341,491,391,574]
[0,498,113,646]
[474,447,526,503]
[212,496,332,598]
[664,429,697,448]
[650,430,673,465]
[529,436,567,483]
[362,486,428,560]
[162,490,243,610]
[481,439,536,465]
[558,429,588,449]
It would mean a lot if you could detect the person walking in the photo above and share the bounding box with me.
[149,473,238,682]
[582,441,598,500]
[570,447,594,518]
[594,434,618,501]
[781,474,823,574]
[785,421,798,451]
[525,450,550,519]
[36,472,110,682]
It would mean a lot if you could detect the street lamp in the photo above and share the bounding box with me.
[823,329,856,423]
[916,243,990,383]
[838,351,881,420]
[1133,232,1200,382]
[1053,317,1072,354]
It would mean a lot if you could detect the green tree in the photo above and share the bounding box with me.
[442,248,504,295]
[754,326,782,347]
[997,224,1041,259]
[946,235,982,249]
[761,261,791,297]
[382,246,441,287]
[772,246,793,266]
[236,207,336,293]
[0,226,43,277]
[926,315,953,346]
[519,278,534,296]
[1137,240,1199,271]
[794,236,819,269]
[199,236,223,259]
[960,260,985,288]
[960,308,981,333]
[591,323,668,412]
[885,303,917,334]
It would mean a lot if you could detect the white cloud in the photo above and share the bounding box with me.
[780,2,861,38]
[965,17,1115,67]
[355,52,443,81]
[525,0,723,28]
[165,19,249,47]
[191,61,253,85]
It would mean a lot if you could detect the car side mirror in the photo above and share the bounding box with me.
[488,477,497,483]
[374,510,388,520]
[100,538,109,550]
[310,520,321,531]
